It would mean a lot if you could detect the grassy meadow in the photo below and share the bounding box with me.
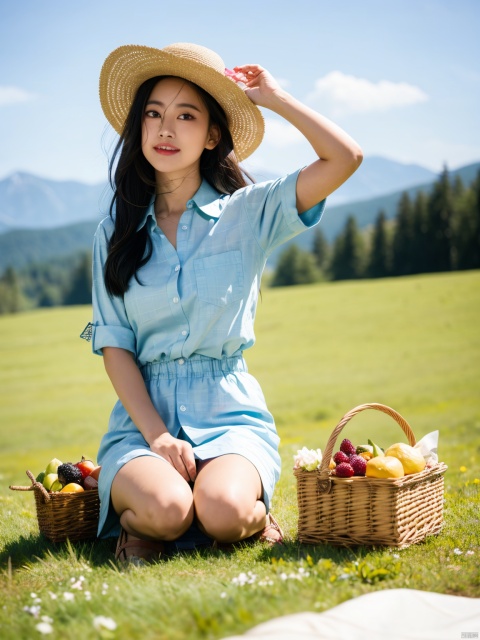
[1,270,479,639]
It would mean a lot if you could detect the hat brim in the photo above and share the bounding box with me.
[99,44,264,162]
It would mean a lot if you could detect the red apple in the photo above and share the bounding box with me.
[88,465,101,481]
[74,456,96,481]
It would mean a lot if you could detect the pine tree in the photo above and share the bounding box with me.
[367,210,390,278]
[311,228,330,272]
[391,192,414,275]
[271,244,320,287]
[63,253,92,305]
[453,170,480,269]
[411,191,429,274]
[425,166,453,272]
[330,215,365,280]
[0,267,23,314]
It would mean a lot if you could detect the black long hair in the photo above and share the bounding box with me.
[104,76,252,297]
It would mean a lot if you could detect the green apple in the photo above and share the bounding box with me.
[45,458,63,475]
[43,473,60,491]
[36,471,45,484]
[50,479,62,491]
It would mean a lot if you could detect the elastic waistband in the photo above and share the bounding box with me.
[140,354,247,380]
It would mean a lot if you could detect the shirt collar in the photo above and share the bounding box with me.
[137,180,228,232]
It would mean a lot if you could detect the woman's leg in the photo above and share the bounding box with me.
[193,454,269,543]
[111,456,194,541]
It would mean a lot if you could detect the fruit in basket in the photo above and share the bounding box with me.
[333,451,350,465]
[334,462,355,477]
[83,475,98,490]
[366,456,404,478]
[384,443,426,475]
[340,439,357,456]
[43,473,63,491]
[74,456,96,480]
[57,463,83,487]
[45,458,63,476]
[60,483,84,493]
[368,439,385,457]
[36,471,45,484]
[349,454,367,476]
[83,466,101,490]
[356,444,373,455]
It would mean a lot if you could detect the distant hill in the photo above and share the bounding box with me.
[0,160,478,272]
[267,161,480,265]
[327,155,437,205]
[0,172,109,233]
[0,156,443,234]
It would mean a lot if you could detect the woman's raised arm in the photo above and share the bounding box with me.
[234,64,363,212]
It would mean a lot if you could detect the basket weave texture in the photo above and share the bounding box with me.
[294,403,447,549]
[10,470,100,543]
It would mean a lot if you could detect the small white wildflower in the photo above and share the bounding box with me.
[47,592,57,600]
[63,592,75,601]
[71,580,83,590]
[279,572,288,581]
[338,573,350,580]
[35,621,53,635]
[220,592,227,598]
[79,575,85,582]
[23,605,41,618]
[102,582,109,590]
[453,548,463,555]
[41,616,53,624]
[393,553,400,559]
[30,593,37,599]
[93,616,117,631]
[466,550,474,556]
[293,447,323,471]
[84,591,92,601]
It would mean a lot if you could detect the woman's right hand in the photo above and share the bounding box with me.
[149,432,197,484]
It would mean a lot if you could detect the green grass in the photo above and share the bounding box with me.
[1,271,479,639]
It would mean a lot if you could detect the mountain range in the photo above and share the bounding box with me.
[0,157,478,272]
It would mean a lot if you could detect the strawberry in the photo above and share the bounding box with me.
[333,451,350,465]
[334,462,354,478]
[349,454,367,476]
[340,439,357,456]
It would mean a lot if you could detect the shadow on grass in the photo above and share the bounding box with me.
[255,540,379,563]
[1,534,116,569]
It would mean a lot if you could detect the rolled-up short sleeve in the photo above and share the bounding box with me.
[241,168,326,256]
[91,219,136,356]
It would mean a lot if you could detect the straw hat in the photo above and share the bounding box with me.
[99,42,265,162]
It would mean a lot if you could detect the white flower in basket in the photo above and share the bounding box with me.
[293,447,323,472]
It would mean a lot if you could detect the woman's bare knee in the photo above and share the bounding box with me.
[112,456,194,540]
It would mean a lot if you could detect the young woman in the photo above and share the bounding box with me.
[86,42,362,563]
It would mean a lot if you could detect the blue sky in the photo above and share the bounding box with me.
[0,0,479,184]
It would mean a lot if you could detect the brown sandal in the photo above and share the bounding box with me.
[115,528,165,566]
[256,513,284,546]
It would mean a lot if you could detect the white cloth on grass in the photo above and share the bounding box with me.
[222,588,480,640]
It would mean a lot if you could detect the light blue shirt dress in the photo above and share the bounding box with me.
[89,168,325,538]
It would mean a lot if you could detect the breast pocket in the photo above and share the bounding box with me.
[194,251,244,307]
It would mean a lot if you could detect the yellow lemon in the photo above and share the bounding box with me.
[384,443,426,475]
[60,483,84,493]
[366,456,405,478]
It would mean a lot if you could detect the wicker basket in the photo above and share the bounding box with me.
[10,470,100,543]
[294,403,447,548]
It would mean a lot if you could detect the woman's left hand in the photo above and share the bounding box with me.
[232,64,284,108]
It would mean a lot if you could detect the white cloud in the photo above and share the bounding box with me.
[306,71,428,116]
[0,86,36,106]
[263,117,305,148]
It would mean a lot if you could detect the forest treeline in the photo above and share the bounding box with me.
[1,167,479,314]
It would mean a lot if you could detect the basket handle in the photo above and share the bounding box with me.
[318,403,416,476]
[9,470,51,503]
